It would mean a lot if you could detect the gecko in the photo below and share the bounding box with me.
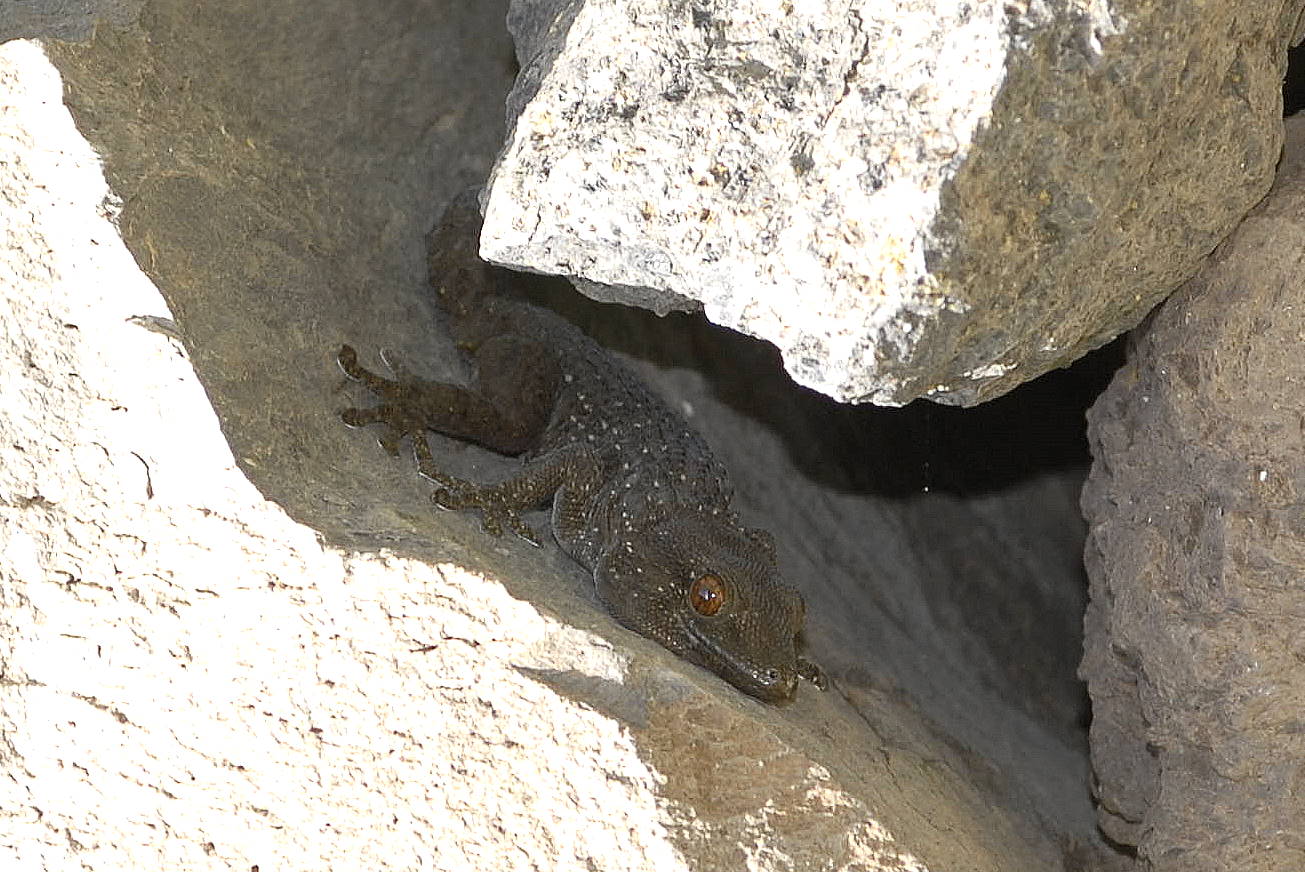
[337,189,823,704]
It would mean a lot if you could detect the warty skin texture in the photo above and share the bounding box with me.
[338,190,822,704]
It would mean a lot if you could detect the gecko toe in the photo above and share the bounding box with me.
[505,514,541,546]
[797,658,828,691]
[430,487,462,510]
[376,430,404,456]
[478,512,505,537]
[337,344,362,378]
[378,347,413,380]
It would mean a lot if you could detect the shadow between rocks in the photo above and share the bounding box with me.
[520,274,1127,500]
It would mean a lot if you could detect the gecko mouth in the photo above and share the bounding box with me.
[683,621,797,703]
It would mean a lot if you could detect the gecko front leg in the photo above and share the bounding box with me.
[337,342,559,455]
[412,436,603,547]
[338,343,596,546]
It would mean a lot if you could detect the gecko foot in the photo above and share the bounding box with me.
[337,345,412,455]
[408,431,542,546]
[431,482,541,546]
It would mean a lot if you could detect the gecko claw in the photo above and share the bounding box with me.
[378,347,413,380]
[429,486,464,512]
[797,658,828,691]
[337,344,362,379]
[376,429,404,456]
[430,486,502,537]
[506,516,542,547]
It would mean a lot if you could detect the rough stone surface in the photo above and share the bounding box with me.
[482,0,1300,406]
[0,0,142,43]
[2,2,1121,868]
[1080,115,1305,871]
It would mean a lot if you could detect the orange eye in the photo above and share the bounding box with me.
[689,573,727,616]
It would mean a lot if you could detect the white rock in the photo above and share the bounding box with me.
[0,40,676,872]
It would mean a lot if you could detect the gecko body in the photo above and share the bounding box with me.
[339,190,822,704]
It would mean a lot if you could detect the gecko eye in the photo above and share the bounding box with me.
[688,573,727,616]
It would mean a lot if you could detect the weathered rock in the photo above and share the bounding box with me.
[0,0,141,42]
[482,0,1300,405]
[1080,115,1305,871]
[1,1,1118,868]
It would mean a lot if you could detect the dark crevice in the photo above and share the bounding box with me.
[1285,41,1305,116]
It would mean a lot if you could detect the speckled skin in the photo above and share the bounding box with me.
[338,191,822,704]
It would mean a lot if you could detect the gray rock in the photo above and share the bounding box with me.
[1080,115,1305,871]
[482,0,1299,405]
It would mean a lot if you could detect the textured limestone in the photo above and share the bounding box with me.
[483,0,1300,405]
[2,1,1117,867]
[1080,116,1305,871]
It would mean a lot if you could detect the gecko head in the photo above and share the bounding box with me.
[595,513,809,705]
